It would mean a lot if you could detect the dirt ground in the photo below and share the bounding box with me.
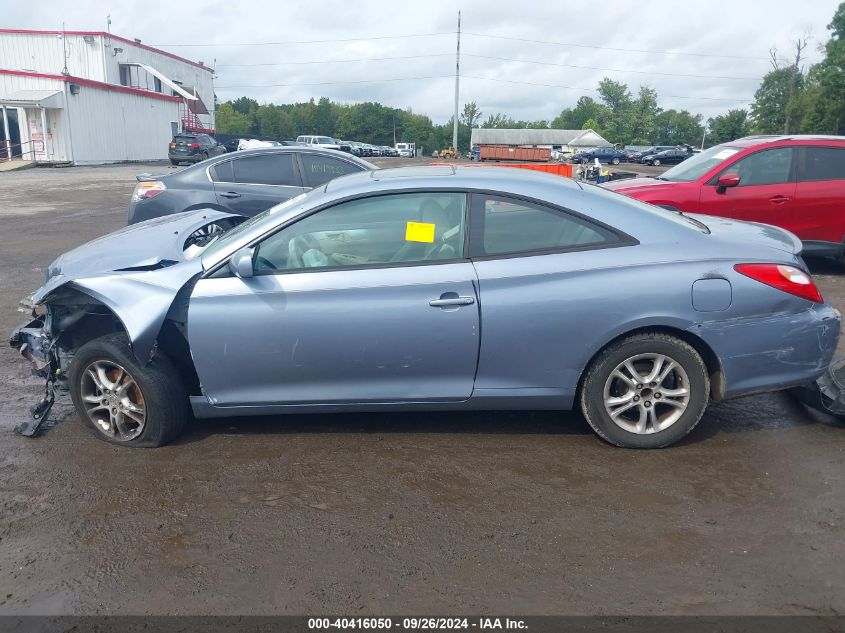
[0,159,843,616]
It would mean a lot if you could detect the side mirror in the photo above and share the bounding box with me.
[228,247,255,279]
[717,172,741,193]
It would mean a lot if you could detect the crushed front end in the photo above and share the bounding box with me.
[9,310,63,436]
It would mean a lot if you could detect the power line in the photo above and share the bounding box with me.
[462,75,752,102]
[151,32,452,47]
[215,73,751,104]
[462,32,771,61]
[153,30,770,62]
[462,53,762,81]
[215,74,453,88]
[216,53,452,68]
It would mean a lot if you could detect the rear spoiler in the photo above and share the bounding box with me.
[749,221,803,255]
[135,173,162,182]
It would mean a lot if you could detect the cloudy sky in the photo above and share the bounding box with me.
[8,0,841,123]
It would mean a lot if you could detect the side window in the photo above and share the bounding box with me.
[473,195,618,257]
[800,147,845,181]
[726,148,793,186]
[253,192,466,273]
[301,154,364,187]
[210,159,233,183]
[231,153,299,186]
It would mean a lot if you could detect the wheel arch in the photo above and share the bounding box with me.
[576,323,725,402]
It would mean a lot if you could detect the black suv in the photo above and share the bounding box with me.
[130,146,376,224]
[168,133,227,165]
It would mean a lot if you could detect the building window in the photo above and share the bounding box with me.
[154,77,162,93]
[119,64,130,87]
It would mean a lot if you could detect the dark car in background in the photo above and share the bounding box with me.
[168,133,226,165]
[573,147,627,165]
[640,147,695,166]
[129,146,376,225]
[625,145,675,162]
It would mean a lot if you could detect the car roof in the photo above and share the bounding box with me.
[324,164,583,196]
[213,145,373,162]
[729,134,845,148]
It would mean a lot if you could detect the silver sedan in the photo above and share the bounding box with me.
[10,166,840,448]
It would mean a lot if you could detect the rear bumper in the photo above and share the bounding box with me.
[168,152,201,163]
[695,303,841,399]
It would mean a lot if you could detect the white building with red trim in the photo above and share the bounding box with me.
[0,29,215,165]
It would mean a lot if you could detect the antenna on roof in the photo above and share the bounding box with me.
[61,22,69,75]
[106,14,111,33]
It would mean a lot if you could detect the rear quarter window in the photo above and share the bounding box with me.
[301,155,364,187]
[210,159,234,182]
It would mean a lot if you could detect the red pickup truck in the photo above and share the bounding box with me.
[602,135,845,261]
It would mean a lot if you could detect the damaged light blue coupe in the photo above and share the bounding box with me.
[10,166,841,448]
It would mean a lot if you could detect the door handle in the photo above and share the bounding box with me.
[429,296,475,307]
[769,195,790,204]
[220,191,241,199]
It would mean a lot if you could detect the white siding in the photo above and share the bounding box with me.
[0,30,213,163]
[0,32,106,81]
[104,39,214,129]
[66,85,179,164]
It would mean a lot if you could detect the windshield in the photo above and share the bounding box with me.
[199,193,309,261]
[659,144,741,182]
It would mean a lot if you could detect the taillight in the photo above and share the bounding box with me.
[734,263,823,303]
[169,142,176,149]
[190,143,200,149]
[131,180,166,203]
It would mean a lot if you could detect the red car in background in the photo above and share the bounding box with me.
[602,135,845,261]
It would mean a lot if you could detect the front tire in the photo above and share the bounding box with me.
[69,333,189,447]
[579,333,709,448]
[612,157,620,165]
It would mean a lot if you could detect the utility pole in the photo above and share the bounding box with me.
[452,10,461,151]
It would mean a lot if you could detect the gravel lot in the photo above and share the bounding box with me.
[0,160,843,615]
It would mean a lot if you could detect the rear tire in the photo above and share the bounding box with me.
[612,158,620,165]
[652,159,661,166]
[579,332,709,448]
[69,333,189,448]
[169,159,179,166]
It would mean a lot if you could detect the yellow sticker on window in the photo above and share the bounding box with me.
[405,221,436,243]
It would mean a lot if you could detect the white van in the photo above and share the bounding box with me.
[395,142,416,157]
[296,135,341,151]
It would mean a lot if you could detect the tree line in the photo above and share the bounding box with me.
[215,2,845,151]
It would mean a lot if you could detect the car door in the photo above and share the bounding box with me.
[187,191,480,408]
[698,147,796,229]
[211,152,308,217]
[792,145,845,245]
[467,193,630,401]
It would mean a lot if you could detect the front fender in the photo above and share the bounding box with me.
[40,260,204,364]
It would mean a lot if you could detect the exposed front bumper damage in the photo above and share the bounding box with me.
[9,314,59,436]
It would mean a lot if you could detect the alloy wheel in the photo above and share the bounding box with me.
[80,360,146,441]
[602,353,690,434]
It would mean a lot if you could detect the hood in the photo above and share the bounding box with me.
[45,208,236,282]
[31,209,238,365]
[601,177,682,193]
